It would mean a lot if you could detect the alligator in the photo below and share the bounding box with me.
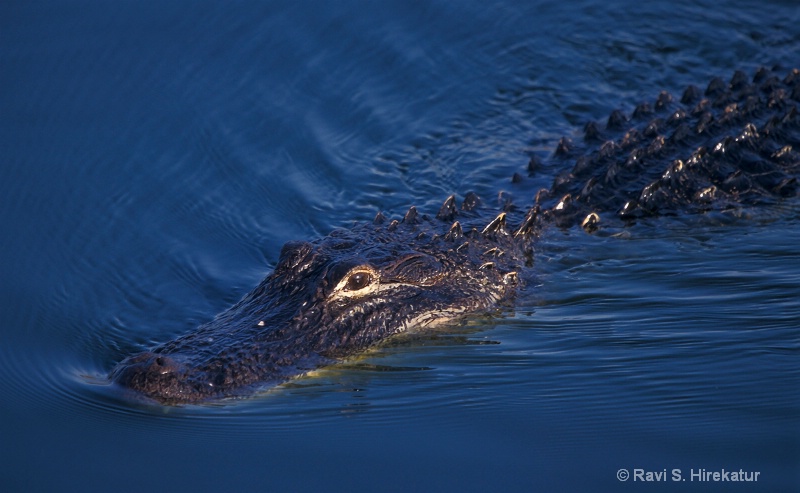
[111,66,800,405]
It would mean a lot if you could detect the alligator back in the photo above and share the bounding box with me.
[111,67,799,404]
[533,66,799,230]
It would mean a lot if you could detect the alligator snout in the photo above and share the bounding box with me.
[111,351,205,402]
[108,67,800,405]
[118,351,181,375]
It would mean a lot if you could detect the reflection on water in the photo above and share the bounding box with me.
[1,0,799,491]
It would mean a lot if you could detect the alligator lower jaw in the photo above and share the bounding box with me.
[111,308,490,405]
[110,345,339,405]
[109,67,800,405]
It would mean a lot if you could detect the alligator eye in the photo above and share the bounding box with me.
[344,271,372,291]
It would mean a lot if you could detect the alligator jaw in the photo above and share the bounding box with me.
[111,67,800,405]
[111,216,521,404]
[110,352,215,404]
[111,344,332,405]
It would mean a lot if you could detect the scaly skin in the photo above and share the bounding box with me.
[111,67,799,404]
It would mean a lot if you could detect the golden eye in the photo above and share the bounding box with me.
[344,271,372,291]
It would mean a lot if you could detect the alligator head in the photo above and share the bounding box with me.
[111,200,525,404]
[112,66,800,405]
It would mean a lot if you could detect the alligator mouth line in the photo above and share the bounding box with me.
[111,67,800,405]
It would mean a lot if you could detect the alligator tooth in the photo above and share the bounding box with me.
[480,262,495,270]
[436,195,457,221]
[387,219,400,232]
[481,212,507,235]
[373,211,386,225]
[503,272,518,285]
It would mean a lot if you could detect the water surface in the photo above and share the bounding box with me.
[1,0,799,491]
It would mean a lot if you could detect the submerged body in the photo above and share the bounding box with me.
[112,67,800,404]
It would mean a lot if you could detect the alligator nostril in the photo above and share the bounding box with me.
[110,351,198,402]
[151,354,180,375]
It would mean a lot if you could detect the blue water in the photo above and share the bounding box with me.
[1,0,799,491]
